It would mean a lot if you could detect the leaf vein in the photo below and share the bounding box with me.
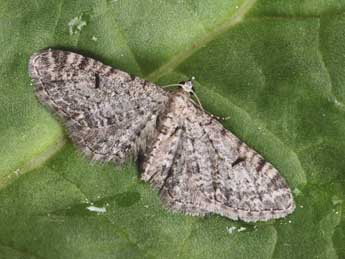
[146,0,258,81]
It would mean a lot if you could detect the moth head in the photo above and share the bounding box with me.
[178,78,204,110]
[179,80,195,95]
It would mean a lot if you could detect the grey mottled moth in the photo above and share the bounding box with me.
[29,49,295,222]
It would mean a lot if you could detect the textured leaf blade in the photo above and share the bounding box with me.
[0,0,345,258]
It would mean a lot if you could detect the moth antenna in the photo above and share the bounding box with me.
[191,90,230,121]
[215,115,231,121]
[191,90,204,111]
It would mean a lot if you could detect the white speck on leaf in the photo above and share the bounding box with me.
[14,168,21,176]
[333,97,345,110]
[92,36,98,41]
[68,16,87,35]
[226,226,246,234]
[293,187,302,196]
[226,226,237,234]
[237,227,246,232]
[86,206,107,213]
[332,195,343,205]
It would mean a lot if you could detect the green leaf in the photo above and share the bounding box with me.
[0,0,344,258]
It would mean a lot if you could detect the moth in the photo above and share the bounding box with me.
[29,49,295,222]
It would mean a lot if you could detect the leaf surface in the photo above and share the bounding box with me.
[0,1,344,258]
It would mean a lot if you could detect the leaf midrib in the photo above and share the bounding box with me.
[146,0,258,81]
